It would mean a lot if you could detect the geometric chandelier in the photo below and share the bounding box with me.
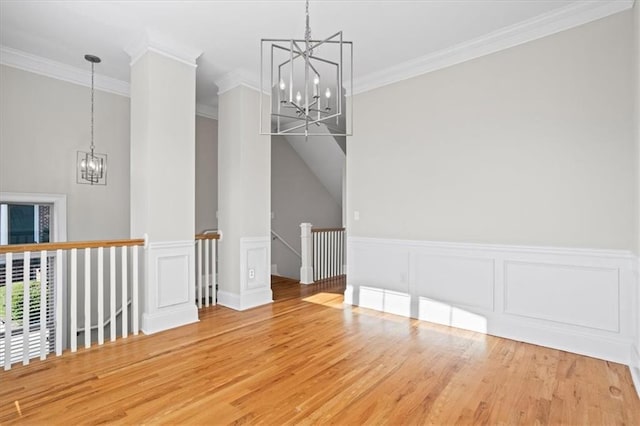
[77,54,107,185]
[260,0,352,138]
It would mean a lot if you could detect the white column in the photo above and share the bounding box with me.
[127,33,201,334]
[217,75,272,310]
[300,223,314,284]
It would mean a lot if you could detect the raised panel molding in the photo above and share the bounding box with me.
[157,254,190,308]
[412,253,495,311]
[347,237,637,367]
[142,240,198,334]
[503,261,619,332]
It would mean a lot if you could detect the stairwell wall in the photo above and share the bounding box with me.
[271,136,341,279]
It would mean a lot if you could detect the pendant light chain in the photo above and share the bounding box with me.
[305,0,312,55]
[90,61,95,155]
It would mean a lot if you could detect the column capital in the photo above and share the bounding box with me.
[125,29,202,68]
[215,69,260,95]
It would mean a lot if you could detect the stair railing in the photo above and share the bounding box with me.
[0,237,145,370]
[299,223,346,284]
[195,232,219,308]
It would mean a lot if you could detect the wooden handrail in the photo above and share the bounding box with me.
[0,238,145,254]
[311,227,346,233]
[195,233,220,240]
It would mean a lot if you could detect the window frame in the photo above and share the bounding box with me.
[0,192,67,244]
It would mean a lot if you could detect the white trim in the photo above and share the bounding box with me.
[141,305,199,335]
[352,0,634,95]
[0,192,67,244]
[346,236,637,367]
[124,30,202,68]
[217,288,273,311]
[196,103,218,120]
[631,344,640,398]
[216,69,260,95]
[0,45,129,97]
[349,236,636,261]
[0,205,7,245]
[217,290,241,310]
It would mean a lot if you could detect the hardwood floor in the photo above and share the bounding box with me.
[1,276,638,425]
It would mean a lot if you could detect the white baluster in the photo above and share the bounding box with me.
[336,231,340,277]
[110,246,116,342]
[121,246,128,338]
[97,247,104,345]
[84,247,91,349]
[132,245,139,335]
[314,232,319,281]
[39,250,47,360]
[331,231,335,278]
[70,248,77,352]
[340,230,344,275]
[319,232,327,280]
[205,238,210,307]
[322,232,327,280]
[197,239,202,308]
[211,239,217,305]
[23,251,30,365]
[4,252,13,370]
[55,249,62,356]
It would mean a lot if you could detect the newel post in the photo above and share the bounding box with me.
[300,223,314,284]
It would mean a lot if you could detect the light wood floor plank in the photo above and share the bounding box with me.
[1,276,638,424]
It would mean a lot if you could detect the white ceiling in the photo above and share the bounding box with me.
[0,0,632,111]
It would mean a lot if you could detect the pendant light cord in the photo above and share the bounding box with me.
[305,0,312,54]
[90,61,95,155]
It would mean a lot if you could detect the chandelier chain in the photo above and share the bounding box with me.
[90,61,95,154]
[305,0,312,54]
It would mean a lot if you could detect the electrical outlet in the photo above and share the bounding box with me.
[249,268,255,279]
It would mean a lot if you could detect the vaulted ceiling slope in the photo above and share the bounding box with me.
[0,0,633,115]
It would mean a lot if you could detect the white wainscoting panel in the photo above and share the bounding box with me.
[157,255,190,308]
[504,261,619,332]
[413,253,495,311]
[347,237,637,367]
[220,236,272,311]
[141,240,198,334]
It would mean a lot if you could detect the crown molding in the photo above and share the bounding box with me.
[196,103,218,120]
[353,0,634,95]
[215,69,261,95]
[124,29,202,68]
[0,45,130,97]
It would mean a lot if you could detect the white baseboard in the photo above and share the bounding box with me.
[271,263,278,276]
[218,288,273,311]
[346,237,637,367]
[141,304,198,335]
[631,345,640,398]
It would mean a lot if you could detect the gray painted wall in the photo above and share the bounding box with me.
[0,64,130,241]
[634,2,640,256]
[347,11,636,251]
[271,136,341,279]
[196,116,218,233]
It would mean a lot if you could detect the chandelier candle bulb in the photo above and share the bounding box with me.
[279,78,286,103]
